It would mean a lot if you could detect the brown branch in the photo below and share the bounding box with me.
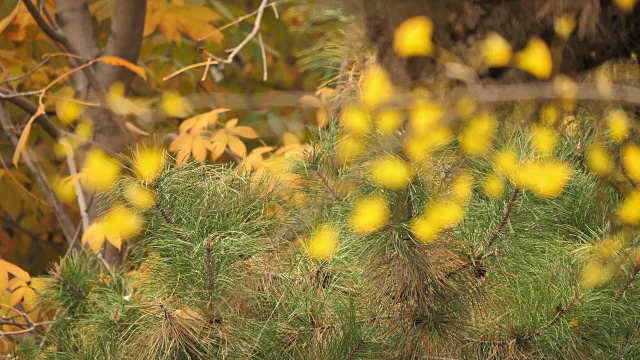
[0,58,51,86]
[485,187,521,250]
[467,292,581,346]
[155,198,190,243]
[22,0,66,44]
[97,0,147,88]
[616,264,640,300]
[0,89,62,139]
[315,169,343,202]
[0,107,76,246]
[446,187,520,278]
[205,234,215,304]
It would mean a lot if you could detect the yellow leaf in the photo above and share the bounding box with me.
[170,133,193,165]
[554,14,576,39]
[96,56,147,80]
[370,156,413,190]
[306,224,338,261]
[513,161,571,199]
[483,173,505,199]
[124,182,157,210]
[192,135,208,163]
[225,118,239,130]
[482,32,512,67]
[361,64,393,108]
[622,143,640,182]
[102,206,142,249]
[227,135,247,157]
[0,266,6,292]
[618,189,640,225]
[452,171,474,203]
[393,16,433,57]
[614,0,638,12]
[208,139,227,161]
[335,135,366,165]
[12,102,44,166]
[340,106,371,135]
[9,286,25,307]
[53,176,77,204]
[133,147,165,184]
[607,110,629,143]
[0,260,30,280]
[586,144,613,176]
[531,125,559,156]
[82,222,106,253]
[410,216,440,244]
[376,109,404,136]
[81,148,122,191]
[350,195,390,235]
[232,126,259,139]
[161,90,191,118]
[514,37,552,79]
[459,113,498,156]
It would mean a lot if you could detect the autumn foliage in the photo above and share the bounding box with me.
[1,0,640,358]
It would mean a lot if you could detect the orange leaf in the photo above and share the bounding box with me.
[96,56,147,80]
[12,103,44,166]
[192,135,208,163]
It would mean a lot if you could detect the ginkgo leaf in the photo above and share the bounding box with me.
[96,56,147,80]
[228,136,247,157]
[12,102,44,166]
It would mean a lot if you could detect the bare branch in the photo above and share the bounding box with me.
[0,107,76,246]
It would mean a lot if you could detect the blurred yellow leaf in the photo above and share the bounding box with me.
[393,16,433,57]
[515,37,552,79]
[482,32,512,67]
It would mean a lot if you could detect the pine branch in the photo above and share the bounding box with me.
[155,197,190,242]
[485,187,521,250]
[616,264,640,300]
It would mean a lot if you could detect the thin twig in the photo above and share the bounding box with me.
[0,62,17,92]
[315,170,343,202]
[258,31,267,81]
[616,264,640,300]
[0,107,76,245]
[65,148,90,232]
[484,187,521,250]
[205,234,215,305]
[0,58,51,86]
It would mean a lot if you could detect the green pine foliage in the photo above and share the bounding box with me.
[14,114,640,359]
